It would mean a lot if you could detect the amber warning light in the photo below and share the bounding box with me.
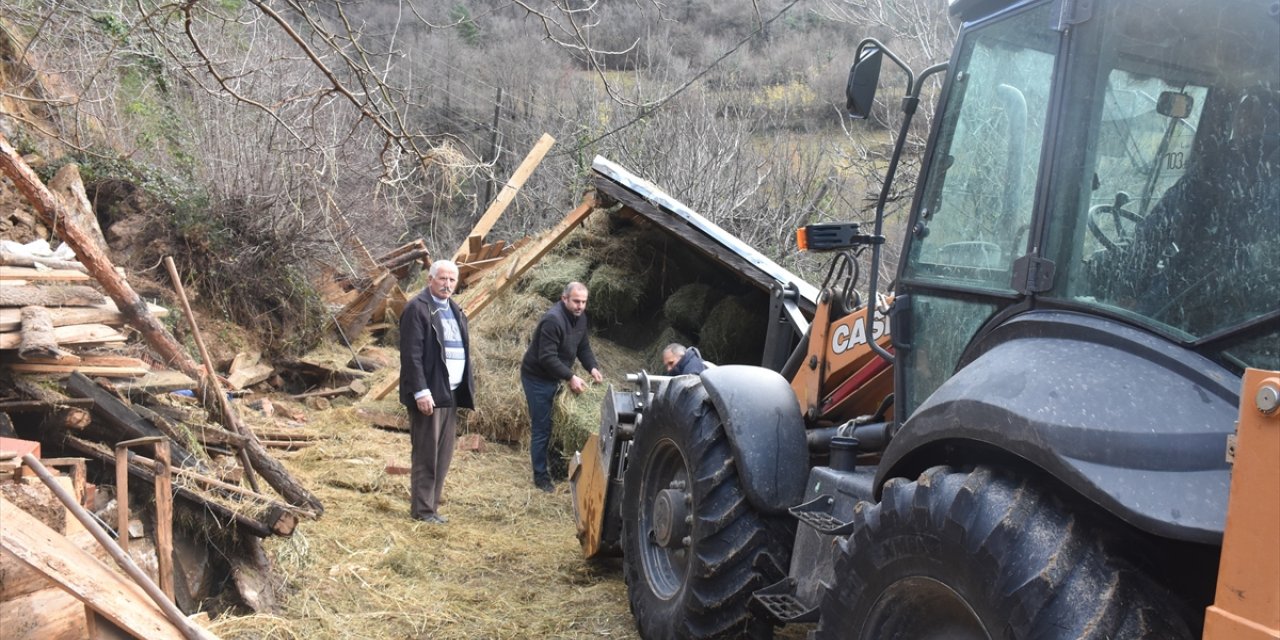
[797,223,885,252]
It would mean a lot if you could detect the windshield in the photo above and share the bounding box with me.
[1047,0,1279,368]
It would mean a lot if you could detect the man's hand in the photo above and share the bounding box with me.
[416,395,435,415]
[589,368,603,384]
[569,375,587,394]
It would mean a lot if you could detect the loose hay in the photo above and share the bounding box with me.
[220,406,639,640]
[520,255,591,302]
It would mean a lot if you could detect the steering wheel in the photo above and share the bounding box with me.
[1088,194,1145,252]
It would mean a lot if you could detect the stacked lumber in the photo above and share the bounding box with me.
[0,244,169,379]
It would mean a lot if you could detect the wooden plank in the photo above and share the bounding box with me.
[13,355,149,369]
[363,371,401,402]
[0,301,168,332]
[0,266,91,282]
[462,192,597,318]
[114,370,198,394]
[6,363,150,377]
[463,235,484,262]
[0,249,87,273]
[0,398,95,411]
[451,133,556,262]
[1,528,111,601]
[0,496,203,640]
[0,323,126,349]
[0,583,88,640]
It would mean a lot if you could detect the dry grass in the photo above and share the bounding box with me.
[210,406,639,640]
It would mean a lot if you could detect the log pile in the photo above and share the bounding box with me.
[1,243,169,379]
[1,133,323,627]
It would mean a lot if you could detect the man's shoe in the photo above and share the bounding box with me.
[434,514,449,524]
[412,514,446,524]
[535,479,554,493]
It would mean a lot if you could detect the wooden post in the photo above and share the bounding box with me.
[162,256,260,494]
[153,440,174,602]
[115,444,131,556]
[115,437,174,602]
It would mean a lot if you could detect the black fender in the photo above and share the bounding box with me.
[879,311,1236,545]
[699,365,809,515]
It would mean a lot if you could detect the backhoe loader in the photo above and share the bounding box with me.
[570,0,1279,637]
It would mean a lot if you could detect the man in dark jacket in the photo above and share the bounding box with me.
[661,343,708,376]
[399,259,474,523]
[520,281,602,492]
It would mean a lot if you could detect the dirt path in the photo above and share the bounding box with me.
[209,406,639,640]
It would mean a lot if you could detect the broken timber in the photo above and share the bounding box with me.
[452,133,556,264]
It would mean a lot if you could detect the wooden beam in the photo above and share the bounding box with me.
[0,323,126,349]
[0,301,169,332]
[64,372,199,469]
[6,363,150,377]
[451,133,556,262]
[462,192,597,318]
[0,265,91,282]
[0,584,91,639]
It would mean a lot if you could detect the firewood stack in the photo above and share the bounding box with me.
[1,242,168,379]
[1,135,323,630]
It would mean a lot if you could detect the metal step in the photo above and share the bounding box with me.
[752,577,819,624]
[788,494,856,536]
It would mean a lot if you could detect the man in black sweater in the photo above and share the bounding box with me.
[520,281,603,492]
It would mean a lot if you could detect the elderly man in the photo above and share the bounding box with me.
[520,281,603,492]
[399,259,474,524]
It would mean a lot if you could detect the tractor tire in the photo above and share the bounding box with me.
[814,465,1195,640]
[621,375,793,639]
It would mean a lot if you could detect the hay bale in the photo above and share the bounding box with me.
[586,264,644,326]
[520,256,591,302]
[700,294,767,364]
[663,283,722,335]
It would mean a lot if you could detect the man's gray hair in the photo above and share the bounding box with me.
[663,343,687,357]
[429,259,459,278]
[562,281,588,297]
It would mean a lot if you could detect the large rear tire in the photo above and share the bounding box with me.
[621,375,793,639]
[814,465,1195,640]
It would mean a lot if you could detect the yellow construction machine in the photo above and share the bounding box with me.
[572,0,1279,637]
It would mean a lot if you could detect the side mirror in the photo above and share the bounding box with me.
[1157,91,1194,119]
[846,45,884,119]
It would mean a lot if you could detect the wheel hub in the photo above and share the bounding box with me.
[652,485,690,548]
